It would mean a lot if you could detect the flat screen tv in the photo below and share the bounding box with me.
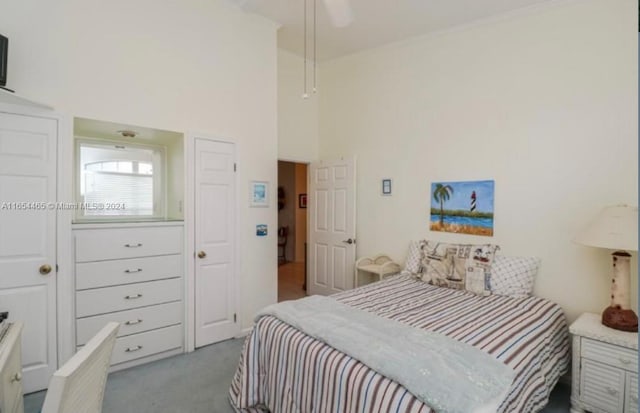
[0,35,7,87]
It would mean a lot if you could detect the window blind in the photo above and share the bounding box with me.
[84,171,153,216]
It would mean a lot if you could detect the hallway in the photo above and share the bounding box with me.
[278,262,306,302]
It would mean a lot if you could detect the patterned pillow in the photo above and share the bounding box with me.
[490,256,540,298]
[419,241,500,296]
[404,240,425,274]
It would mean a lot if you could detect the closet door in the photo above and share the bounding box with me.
[194,139,238,347]
[0,112,58,393]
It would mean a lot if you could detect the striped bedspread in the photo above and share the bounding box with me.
[229,274,570,413]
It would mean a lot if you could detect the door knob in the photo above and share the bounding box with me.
[342,238,355,245]
[39,264,52,275]
[197,251,207,259]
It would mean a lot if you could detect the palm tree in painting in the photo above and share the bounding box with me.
[433,183,454,225]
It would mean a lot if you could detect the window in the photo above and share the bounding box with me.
[76,140,165,220]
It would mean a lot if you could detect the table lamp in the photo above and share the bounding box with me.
[574,205,638,332]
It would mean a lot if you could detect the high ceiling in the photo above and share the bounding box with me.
[231,0,555,60]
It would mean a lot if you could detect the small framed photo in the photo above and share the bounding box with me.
[299,193,307,209]
[250,181,269,207]
[256,224,268,236]
[382,179,392,196]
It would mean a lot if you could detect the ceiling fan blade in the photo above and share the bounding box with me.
[322,0,353,27]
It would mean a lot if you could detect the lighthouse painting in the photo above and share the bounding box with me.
[430,180,495,236]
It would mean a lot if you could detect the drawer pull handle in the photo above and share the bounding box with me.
[618,357,632,365]
[124,243,143,248]
[125,319,143,326]
[124,268,143,274]
[124,294,143,300]
[605,387,619,396]
[125,345,143,353]
[10,372,21,383]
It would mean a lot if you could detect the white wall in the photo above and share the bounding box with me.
[0,0,279,329]
[278,48,319,162]
[318,0,638,323]
[166,136,185,220]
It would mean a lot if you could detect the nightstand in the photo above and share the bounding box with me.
[570,313,638,413]
[355,254,401,287]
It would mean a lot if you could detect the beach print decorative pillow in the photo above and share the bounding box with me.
[419,241,499,296]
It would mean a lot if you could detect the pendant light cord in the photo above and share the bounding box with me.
[303,0,308,98]
[313,0,317,93]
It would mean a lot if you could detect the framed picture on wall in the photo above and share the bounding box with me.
[250,181,269,207]
[429,180,495,236]
[299,193,307,209]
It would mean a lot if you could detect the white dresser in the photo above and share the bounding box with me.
[570,313,638,413]
[0,322,24,413]
[73,222,184,370]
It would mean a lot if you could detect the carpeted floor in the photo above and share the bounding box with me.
[24,337,571,413]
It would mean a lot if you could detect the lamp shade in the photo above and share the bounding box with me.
[574,205,638,251]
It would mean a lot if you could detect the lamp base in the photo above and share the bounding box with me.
[602,306,638,332]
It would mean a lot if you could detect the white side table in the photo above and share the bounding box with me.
[355,254,401,287]
[0,322,24,413]
[569,313,638,413]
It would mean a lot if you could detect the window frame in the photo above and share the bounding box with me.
[74,138,167,222]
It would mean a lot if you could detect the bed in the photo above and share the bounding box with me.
[229,274,569,413]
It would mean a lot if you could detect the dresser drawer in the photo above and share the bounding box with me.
[75,226,183,262]
[76,301,183,345]
[110,325,183,365]
[580,358,625,413]
[582,337,638,373]
[76,278,182,318]
[76,254,183,290]
[625,372,638,413]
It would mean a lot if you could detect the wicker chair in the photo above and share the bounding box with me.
[41,322,120,413]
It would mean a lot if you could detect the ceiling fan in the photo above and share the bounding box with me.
[322,0,353,27]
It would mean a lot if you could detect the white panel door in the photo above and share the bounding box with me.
[194,139,238,347]
[0,112,57,393]
[308,158,356,296]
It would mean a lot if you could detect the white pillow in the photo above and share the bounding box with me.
[404,240,425,274]
[490,256,540,298]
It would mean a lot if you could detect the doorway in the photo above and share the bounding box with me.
[307,158,357,296]
[277,160,308,302]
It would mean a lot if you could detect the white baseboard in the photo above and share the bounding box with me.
[235,328,252,338]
